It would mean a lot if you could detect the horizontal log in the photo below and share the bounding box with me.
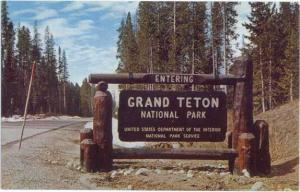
[112,148,237,160]
[88,73,245,85]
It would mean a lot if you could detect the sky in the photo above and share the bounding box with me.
[7,1,251,86]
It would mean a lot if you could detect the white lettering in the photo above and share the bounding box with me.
[202,98,210,108]
[211,98,219,108]
[128,97,135,107]
[177,97,185,107]
[186,97,192,108]
[136,97,143,107]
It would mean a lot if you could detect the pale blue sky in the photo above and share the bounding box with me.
[7,1,250,85]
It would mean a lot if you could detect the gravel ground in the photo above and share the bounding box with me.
[1,122,86,189]
[1,119,298,190]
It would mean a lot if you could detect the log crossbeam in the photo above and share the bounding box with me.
[112,148,237,173]
[88,73,245,85]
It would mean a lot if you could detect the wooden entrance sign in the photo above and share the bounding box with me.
[119,90,227,142]
[85,57,269,176]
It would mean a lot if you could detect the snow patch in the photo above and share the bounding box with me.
[1,114,82,122]
[83,118,145,148]
[84,121,93,129]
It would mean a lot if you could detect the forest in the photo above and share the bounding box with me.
[116,2,299,113]
[1,2,299,117]
[1,1,93,117]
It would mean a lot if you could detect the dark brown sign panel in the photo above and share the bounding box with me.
[118,90,227,142]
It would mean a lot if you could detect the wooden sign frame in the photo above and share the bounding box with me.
[85,57,269,176]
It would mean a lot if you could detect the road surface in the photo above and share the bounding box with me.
[1,118,90,189]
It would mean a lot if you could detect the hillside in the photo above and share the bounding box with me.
[150,100,299,164]
[255,100,299,162]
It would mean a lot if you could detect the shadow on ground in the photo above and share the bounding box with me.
[268,156,299,177]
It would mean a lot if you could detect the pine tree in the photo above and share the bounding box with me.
[136,2,157,73]
[31,21,43,114]
[80,78,91,117]
[211,2,223,76]
[223,2,239,75]
[279,2,299,102]
[57,46,63,113]
[244,2,274,112]
[44,26,58,113]
[116,18,125,72]
[117,12,138,72]
[16,26,32,113]
[1,1,16,116]
[61,50,69,113]
[190,2,209,74]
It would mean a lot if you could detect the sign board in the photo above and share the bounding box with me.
[118,90,227,142]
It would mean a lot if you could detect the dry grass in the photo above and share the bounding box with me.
[255,100,299,162]
[149,100,299,163]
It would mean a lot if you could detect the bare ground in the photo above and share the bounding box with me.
[1,101,299,190]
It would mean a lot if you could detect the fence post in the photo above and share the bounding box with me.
[254,120,271,174]
[80,128,93,166]
[93,81,113,171]
[226,131,234,173]
[81,139,97,172]
[233,57,256,174]
[237,133,256,175]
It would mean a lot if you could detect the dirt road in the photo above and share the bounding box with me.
[1,120,298,190]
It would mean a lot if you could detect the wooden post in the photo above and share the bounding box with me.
[237,133,256,175]
[226,131,234,173]
[80,128,93,166]
[232,57,256,173]
[81,139,97,172]
[254,120,271,174]
[93,81,113,172]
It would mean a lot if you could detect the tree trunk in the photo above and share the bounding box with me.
[259,46,265,112]
[173,1,176,72]
[58,84,61,114]
[48,91,52,113]
[223,3,227,94]
[192,38,195,91]
[63,82,66,114]
[171,1,176,91]
[290,73,293,102]
[211,2,216,90]
[268,41,272,110]
[191,3,195,91]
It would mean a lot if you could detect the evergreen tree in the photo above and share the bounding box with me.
[118,12,139,73]
[279,2,299,102]
[44,26,58,113]
[80,78,92,116]
[1,1,16,116]
[223,2,239,74]
[190,2,209,75]
[61,50,69,113]
[31,21,43,114]
[244,2,274,112]
[211,2,223,75]
[116,18,125,72]
[136,2,157,73]
[16,26,32,114]
[57,46,63,113]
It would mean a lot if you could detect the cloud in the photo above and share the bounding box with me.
[61,1,85,12]
[62,1,138,19]
[34,7,58,20]
[12,7,58,20]
[62,38,118,84]
[39,18,94,38]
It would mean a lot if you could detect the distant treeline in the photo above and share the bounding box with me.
[116,2,299,113]
[1,1,92,117]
